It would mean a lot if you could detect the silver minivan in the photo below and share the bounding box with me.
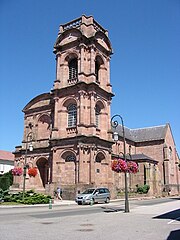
[75,187,110,205]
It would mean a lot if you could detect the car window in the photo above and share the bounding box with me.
[94,189,99,194]
[82,189,95,194]
[104,188,109,193]
[99,189,105,194]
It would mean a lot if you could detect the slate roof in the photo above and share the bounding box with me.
[0,150,14,161]
[113,124,168,143]
[112,153,158,164]
[130,153,158,164]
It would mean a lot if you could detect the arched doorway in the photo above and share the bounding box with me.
[95,152,107,185]
[36,158,49,188]
[61,151,76,184]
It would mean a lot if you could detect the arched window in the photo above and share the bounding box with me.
[169,147,174,174]
[95,60,100,82]
[95,152,105,162]
[65,155,76,162]
[69,58,78,79]
[37,114,51,139]
[95,105,100,128]
[169,147,172,159]
[68,104,77,127]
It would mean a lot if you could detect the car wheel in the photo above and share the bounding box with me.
[105,197,110,203]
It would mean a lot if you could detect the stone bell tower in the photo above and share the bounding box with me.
[13,15,114,198]
[50,15,114,195]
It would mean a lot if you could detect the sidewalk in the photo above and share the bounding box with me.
[0,196,155,209]
[0,199,76,209]
[53,199,76,206]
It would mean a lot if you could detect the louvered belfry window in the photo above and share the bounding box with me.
[95,105,100,128]
[69,58,78,79]
[68,104,77,127]
[95,60,100,82]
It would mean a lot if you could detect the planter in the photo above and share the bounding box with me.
[28,167,38,177]
[11,167,23,176]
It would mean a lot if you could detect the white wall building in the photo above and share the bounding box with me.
[0,150,14,175]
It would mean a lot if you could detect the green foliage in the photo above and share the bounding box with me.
[0,171,13,191]
[0,189,51,205]
[0,177,10,191]
[136,184,150,194]
[0,189,9,201]
[3,171,13,185]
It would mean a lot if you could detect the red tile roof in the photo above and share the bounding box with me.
[0,150,14,161]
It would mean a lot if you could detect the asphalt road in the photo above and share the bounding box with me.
[0,197,179,240]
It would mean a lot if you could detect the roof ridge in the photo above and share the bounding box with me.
[130,124,166,131]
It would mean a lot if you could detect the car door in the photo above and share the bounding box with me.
[99,188,106,201]
[94,189,101,202]
[94,188,105,202]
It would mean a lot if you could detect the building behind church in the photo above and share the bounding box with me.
[0,150,14,175]
[13,15,180,199]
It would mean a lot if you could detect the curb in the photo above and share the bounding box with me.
[0,196,156,209]
[2,195,177,209]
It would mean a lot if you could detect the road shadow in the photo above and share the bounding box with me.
[153,208,180,221]
[166,229,180,240]
[101,206,124,213]
[169,197,180,200]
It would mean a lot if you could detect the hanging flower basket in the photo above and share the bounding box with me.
[28,167,38,177]
[11,167,23,176]
[127,161,138,174]
[111,159,128,173]
[112,159,138,174]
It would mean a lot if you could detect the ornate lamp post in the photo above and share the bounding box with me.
[22,123,33,201]
[111,114,129,213]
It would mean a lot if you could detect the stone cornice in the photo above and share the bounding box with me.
[52,81,114,99]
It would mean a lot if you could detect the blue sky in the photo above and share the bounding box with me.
[0,0,180,154]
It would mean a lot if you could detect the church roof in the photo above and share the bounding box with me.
[114,124,168,143]
[112,153,158,164]
[130,153,158,164]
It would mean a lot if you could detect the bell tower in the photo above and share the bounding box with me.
[54,15,113,88]
[51,15,114,193]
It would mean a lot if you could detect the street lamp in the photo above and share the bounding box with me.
[22,123,33,200]
[111,114,130,213]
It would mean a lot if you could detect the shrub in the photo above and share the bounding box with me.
[4,171,13,185]
[0,189,51,204]
[0,177,10,191]
[0,189,9,202]
[136,184,150,194]
[0,171,13,190]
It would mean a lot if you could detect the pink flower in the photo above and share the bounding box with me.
[127,161,138,174]
[111,158,128,173]
[11,167,23,176]
[111,159,138,174]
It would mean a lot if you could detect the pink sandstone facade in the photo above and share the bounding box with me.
[13,15,180,199]
[111,124,180,196]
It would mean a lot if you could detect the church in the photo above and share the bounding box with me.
[13,15,180,199]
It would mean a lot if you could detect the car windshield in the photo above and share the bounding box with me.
[82,189,95,194]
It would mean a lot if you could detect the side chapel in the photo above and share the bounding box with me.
[13,15,180,198]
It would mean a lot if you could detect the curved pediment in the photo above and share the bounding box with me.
[23,93,51,112]
[54,28,82,48]
[95,31,113,53]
